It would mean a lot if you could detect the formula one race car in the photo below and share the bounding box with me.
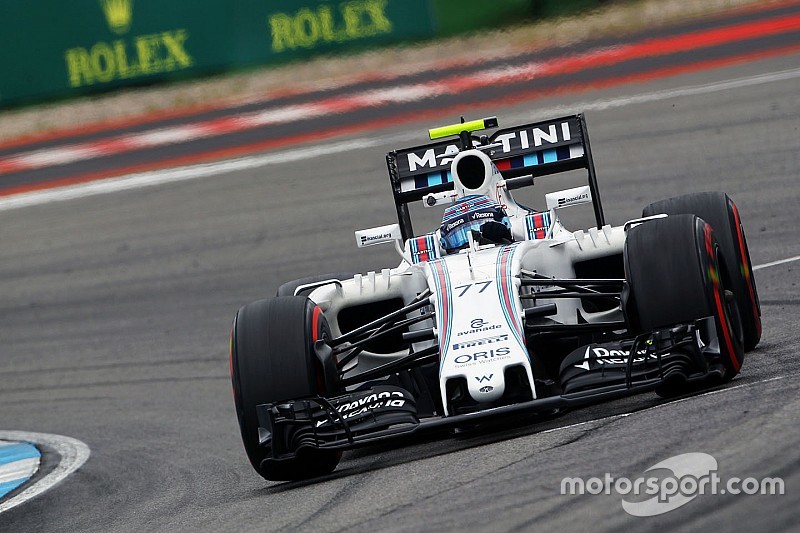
[230,114,762,481]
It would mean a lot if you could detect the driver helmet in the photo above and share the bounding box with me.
[439,195,511,252]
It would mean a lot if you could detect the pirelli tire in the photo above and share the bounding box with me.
[230,296,341,481]
[276,272,356,297]
[642,192,761,350]
[624,214,745,382]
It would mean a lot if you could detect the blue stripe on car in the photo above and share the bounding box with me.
[495,244,528,355]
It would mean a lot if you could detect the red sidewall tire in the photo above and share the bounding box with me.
[643,192,761,350]
[624,214,745,380]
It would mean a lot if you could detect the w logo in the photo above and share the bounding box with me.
[474,374,493,383]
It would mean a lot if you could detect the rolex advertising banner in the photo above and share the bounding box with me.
[0,0,435,107]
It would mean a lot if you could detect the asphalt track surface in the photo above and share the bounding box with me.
[1,32,800,533]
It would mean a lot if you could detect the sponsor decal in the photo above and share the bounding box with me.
[574,346,660,371]
[408,144,460,172]
[456,320,502,337]
[452,333,508,350]
[453,347,511,365]
[335,390,406,413]
[405,121,573,173]
[558,193,589,207]
[442,210,499,233]
[526,211,552,240]
[268,0,393,53]
[410,234,437,264]
[64,0,194,88]
[355,223,401,247]
[546,185,592,210]
[479,386,494,393]
[316,389,407,428]
[445,219,465,232]
[474,374,493,383]
[471,318,487,329]
[361,232,393,244]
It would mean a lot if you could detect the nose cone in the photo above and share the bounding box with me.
[466,371,506,402]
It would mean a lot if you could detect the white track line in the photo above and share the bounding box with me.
[517,66,800,122]
[1,67,799,213]
[0,133,419,213]
[0,431,90,515]
[753,255,800,270]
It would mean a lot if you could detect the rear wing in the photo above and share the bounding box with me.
[385,114,605,240]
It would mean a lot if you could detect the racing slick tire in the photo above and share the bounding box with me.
[624,214,745,383]
[276,272,356,297]
[642,192,761,350]
[230,296,341,481]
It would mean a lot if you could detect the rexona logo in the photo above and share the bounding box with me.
[268,0,393,53]
[444,219,465,232]
[64,0,193,88]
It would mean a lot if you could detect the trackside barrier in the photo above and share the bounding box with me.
[0,0,604,108]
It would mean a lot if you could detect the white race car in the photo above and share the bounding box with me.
[230,114,761,481]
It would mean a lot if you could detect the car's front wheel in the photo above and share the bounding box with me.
[624,214,744,384]
[230,296,341,481]
[642,192,761,350]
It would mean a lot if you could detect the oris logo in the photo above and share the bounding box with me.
[453,347,511,364]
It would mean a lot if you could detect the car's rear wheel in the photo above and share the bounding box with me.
[642,192,761,350]
[624,214,744,383]
[230,296,341,481]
